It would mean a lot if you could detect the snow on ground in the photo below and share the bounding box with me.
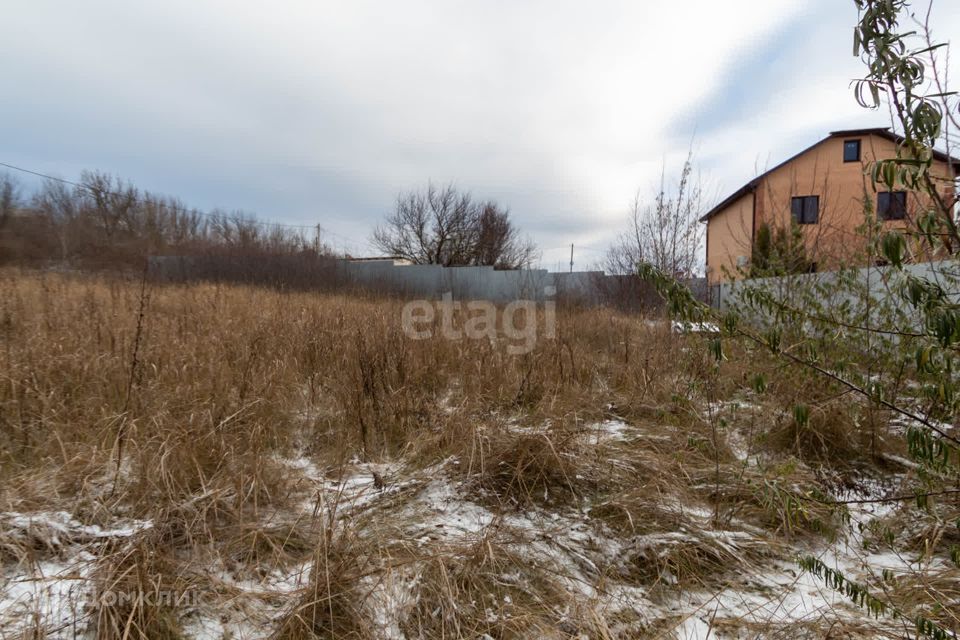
[672,321,721,334]
[407,477,496,538]
[587,419,634,442]
[0,438,928,639]
[670,480,913,639]
[180,561,311,640]
[0,511,151,639]
[0,556,94,638]
[362,570,421,640]
[307,456,907,639]
[0,510,151,546]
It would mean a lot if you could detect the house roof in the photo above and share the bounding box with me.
[699,127,960,223]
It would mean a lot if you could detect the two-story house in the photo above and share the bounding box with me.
[702,128,959,285]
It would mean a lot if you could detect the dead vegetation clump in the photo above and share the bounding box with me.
[91,526,192,640]
[738,364,902,470]
[762,404,863,465]
[271,519,373,640]
[711,616,897,640]
[463,428,592,508]
[707,464,846,539]
[588,490,688,539]
[586,441,697,537]
[863,490,960,561]
[0,512,79,564]
[400,532,577,639]
[223,521,317,573]
[622,526,774,593]
[881,567,960,634]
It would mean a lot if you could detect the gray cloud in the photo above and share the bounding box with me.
[2,0,956,267]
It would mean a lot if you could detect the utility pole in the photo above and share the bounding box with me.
[569,243,574,273]
[315,224,321,255]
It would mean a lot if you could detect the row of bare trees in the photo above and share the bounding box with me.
[1,173,542,274]
[0,171,323,269]
[1,163,712,281]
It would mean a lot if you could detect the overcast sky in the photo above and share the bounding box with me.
[2,1,959,270]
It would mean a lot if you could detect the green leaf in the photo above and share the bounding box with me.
[709,338,724,362]
[880,232,907,267]
[793,404,810,428]
[752,373,767,394]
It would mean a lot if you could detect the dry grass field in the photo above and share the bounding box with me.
[0,269,957,639]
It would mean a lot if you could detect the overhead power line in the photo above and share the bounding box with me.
[0,160,355,235]
[542,244,607,254]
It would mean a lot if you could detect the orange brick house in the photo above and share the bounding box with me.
[702,128,959,285]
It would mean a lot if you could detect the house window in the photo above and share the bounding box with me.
[791,195,820,224]
[878,191,907,220]
[843,139,861,162]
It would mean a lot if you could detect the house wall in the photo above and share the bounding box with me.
[708,133,956,280]
[706,191,753,285]
[755,134,896,266]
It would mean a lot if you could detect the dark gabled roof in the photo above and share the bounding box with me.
[699,127,960,223]
[831,127,960,167]
[697,180,759,224]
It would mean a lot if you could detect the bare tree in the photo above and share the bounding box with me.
[79,171,139,240]
[372,183,538,269]
[34,178,79,262]
[605,151,706,279]
[0,173,20,230]
[472,202,539,269]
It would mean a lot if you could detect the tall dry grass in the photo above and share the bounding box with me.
[0,268,937,638]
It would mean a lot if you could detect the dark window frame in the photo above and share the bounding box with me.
[878,191,908,221]
[843,139,861,163]
[791,195,820,224]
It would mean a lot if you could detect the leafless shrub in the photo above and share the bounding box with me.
[605,149,707,280]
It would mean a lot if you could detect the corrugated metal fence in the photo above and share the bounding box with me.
[149,255,708,311]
